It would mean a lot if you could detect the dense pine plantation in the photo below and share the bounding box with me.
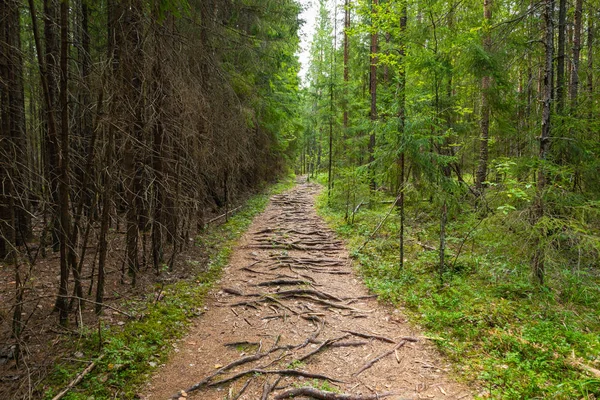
[0,0,300,397]
[0,0,599,398]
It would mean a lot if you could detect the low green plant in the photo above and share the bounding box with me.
[316,184,600,399]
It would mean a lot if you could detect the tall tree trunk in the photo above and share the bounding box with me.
[533,0,554,286]
[44,0,61,252]
[123,0,144,285]
[10,0,30,247]
[328,3,337,197]
[151,5,166,273]
[0,0,26,261]
[368,0,378,190]
[398,3,407,271]
[69,0,95,313]
[0,0,23,355]
[556,0,567,113]
[343,0,349,132]
[97,0,122,314]
[475,0,492,192]
[569,0,582,107]
[56,0,72,326]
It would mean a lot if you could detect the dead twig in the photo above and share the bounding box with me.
[51,355,104,400]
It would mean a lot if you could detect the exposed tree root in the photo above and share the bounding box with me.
[209,369,345,388]
[261,376,281,400]
[274,387,397,400]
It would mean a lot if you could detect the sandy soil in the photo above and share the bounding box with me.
[142,180,472,400]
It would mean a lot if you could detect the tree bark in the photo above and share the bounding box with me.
[343,0,350,131]
[533,0,554,286]
[56,0,72,326]
[96,0,122,314]
[368,0,378,190]
[42,0,61,253]
[475,0,492,192]
[569,0,582,107]
[398,3,407,271]
[123,0,144,285]
[556,0,567,113]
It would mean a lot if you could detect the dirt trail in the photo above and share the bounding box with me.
[142,180,471,400]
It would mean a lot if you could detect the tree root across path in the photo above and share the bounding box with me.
[274,387,398,400]
[145,179,472,400]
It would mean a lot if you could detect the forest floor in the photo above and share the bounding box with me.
[142,179,472,400]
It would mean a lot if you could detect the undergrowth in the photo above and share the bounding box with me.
[315,173,600,399]
[40,175,295,399]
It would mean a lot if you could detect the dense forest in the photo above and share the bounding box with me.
[302,0,600,397]
[1,0,599,398]
[303,0,600,283]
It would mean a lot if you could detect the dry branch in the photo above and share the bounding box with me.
[207,205,243,225]
[51,355,104,400]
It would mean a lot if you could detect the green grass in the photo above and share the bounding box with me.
[315,174,600,400]
[41,175,295,399]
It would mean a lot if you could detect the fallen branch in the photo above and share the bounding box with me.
[357,196,399,253]
[207,205,243,225]
[354,340,408,376]
[51,355,104,400]
[274,387,396,400]
[415,241,436,251]
[570,359,600,378]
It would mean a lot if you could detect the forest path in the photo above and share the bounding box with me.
[142,179,472,400]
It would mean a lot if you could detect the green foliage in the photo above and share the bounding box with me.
[317,187,600,399]
[41,176,295,399]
